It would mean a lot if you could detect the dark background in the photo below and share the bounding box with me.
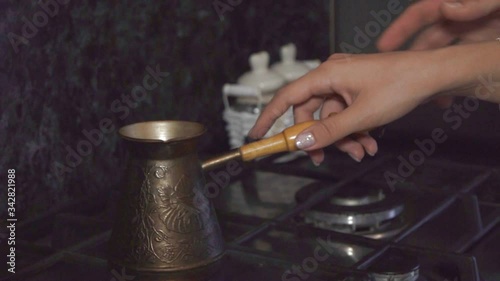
[1,0,499,219]
[0,0,330,218]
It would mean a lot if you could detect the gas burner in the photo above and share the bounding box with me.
[371,271,419,281]
[296,182,408,239]
[369,249,419,281]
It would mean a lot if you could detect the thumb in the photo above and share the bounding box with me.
[441,0,500,21]
[295,108,362,151]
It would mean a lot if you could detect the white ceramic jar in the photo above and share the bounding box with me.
[271,43,310,82]
[237,51,285,105]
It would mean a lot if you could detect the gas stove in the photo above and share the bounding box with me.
[3,145,500,281]
[296,181,407,239]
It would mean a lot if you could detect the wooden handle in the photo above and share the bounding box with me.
[239,120,316,161]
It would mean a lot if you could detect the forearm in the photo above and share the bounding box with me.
[429,41,500,103]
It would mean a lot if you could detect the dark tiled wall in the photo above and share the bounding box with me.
[0,0,329,216]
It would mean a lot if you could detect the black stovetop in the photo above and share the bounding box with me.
[3,145,500,281]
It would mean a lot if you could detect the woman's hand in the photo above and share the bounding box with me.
[248,51,442,165]
[248,42,500,165]
[377,0,500,52]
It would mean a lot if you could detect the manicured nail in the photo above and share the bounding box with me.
[348,153,361,162]
[249,128,264,139]
[295,132,315,150]
[367,150,376,157]
[248,128,256,138]
[444,1,463,8]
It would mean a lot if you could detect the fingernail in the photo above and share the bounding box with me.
[444,1,463,8]
[367,150,376,157]
[295,132,315,150]
[248,128,263,139]
[248,128,256,138]
[312,160,321,167]
[348,153,361,162]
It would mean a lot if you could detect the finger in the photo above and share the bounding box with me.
[293,97,327,166]
[432,96,454,108]
[308,149,325,166]
[334,137,365,162]
[320,95,346,119]
[352,132,379,157]
[377,0,443,52]
[295,97,344,166]
[332,134,379,162]
[293,97,324,124]
[293,70,350,124]
[249,62,338,139]
[327,53,356,62]
[295,104,366,151]
[321,98,376,161]
[323,98,378,159]
[441,0,500,21]
[409,23,457,50]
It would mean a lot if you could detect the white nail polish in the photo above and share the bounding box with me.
[295,133,315,150]
[348,153,361,162]
[444,1,463,8]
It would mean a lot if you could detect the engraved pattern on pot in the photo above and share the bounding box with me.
[157,175,204,234]
[125,164,170,264]
[125,164,210,265]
